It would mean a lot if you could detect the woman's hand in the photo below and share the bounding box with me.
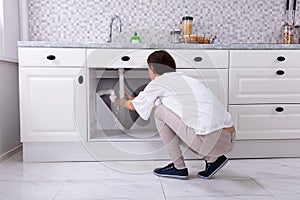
[124,92,134,100]
[114,91,132,108]
[114,99,135,110]
[114,92,135,110]
[114,98,128,108]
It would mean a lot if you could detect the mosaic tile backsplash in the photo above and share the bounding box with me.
[28,0,300,44]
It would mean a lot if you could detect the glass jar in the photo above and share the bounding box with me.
[294,25,300,44]
[281,24,294,44]
[182,16,193,35]
[169,29,182,44]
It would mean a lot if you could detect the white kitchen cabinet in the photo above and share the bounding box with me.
[229,104,300,140]
[19,47,91,162]
[168,49,229,69]
[87,49,229,69]
[87,49,153,68]
[87,49,228,105]
[85,49,230,160]
[229,50,300,140]
[19,67,87,142]
[230,50,300,68]
[19,48,86,67]
[19,46,300,161]
[229,68,300,104]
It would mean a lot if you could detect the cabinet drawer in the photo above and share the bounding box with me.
[87,49,228,69]
[167,49,228,69]
[229,68,300,104]
[18,48,86,67]
[229,104,300,140]
[178,69,228,106]
[87,49,153,68]
[230,50,300,68]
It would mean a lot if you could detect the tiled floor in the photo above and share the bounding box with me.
[1,151,300,200]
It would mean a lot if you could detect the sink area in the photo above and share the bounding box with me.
[112,27,170,44]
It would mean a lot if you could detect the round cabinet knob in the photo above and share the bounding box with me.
[121,56,130,61]
[276,70,285,76]
[78,75,84,84]
[277,56,286,62]
[275,107,284,113]
[46,55,56,60]
[194,57,203,62]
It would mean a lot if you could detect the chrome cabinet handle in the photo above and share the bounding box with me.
[46,55,56,60]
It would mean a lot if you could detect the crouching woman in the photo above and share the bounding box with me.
[115,50,236,179]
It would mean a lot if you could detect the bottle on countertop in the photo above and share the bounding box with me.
[131,32,141,44]
[294,25,300,44]
[182,16,193,36]
[280,0,296,44]
[282,24,295,44]
[169,29,182,44]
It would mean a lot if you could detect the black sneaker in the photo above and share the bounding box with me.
[197,155,229,179]
[153,163,188,180]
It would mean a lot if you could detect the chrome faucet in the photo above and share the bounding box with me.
[107,14,122,43]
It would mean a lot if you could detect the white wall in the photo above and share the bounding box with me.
[0,0,21,160]
[2,0,20,59]
[0,60,20,158]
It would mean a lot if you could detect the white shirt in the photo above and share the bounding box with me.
[132,72,233,135]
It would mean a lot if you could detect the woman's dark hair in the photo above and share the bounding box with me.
[147,50,176,75]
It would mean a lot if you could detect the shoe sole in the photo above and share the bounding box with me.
[153,172,188,180]
[197,158,229,179]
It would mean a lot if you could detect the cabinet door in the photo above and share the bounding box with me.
[87,49,229,69]
[87,49,153,69]
[19,68,87,142]
[229,104,300,140]
[177,69,228,106]
[229,68,300,104]
[19,48,86,68]
[230,50,300,68]
[168,50,229,69]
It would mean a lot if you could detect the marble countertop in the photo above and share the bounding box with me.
[18,41,300,50]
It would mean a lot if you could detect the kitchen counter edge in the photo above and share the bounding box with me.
[17,41,300,50]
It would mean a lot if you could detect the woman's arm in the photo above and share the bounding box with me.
[116,81,163,120]
[127,100,135,110]
[114,99,156,111]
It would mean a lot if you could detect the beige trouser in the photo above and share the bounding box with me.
[154,104,236,169]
